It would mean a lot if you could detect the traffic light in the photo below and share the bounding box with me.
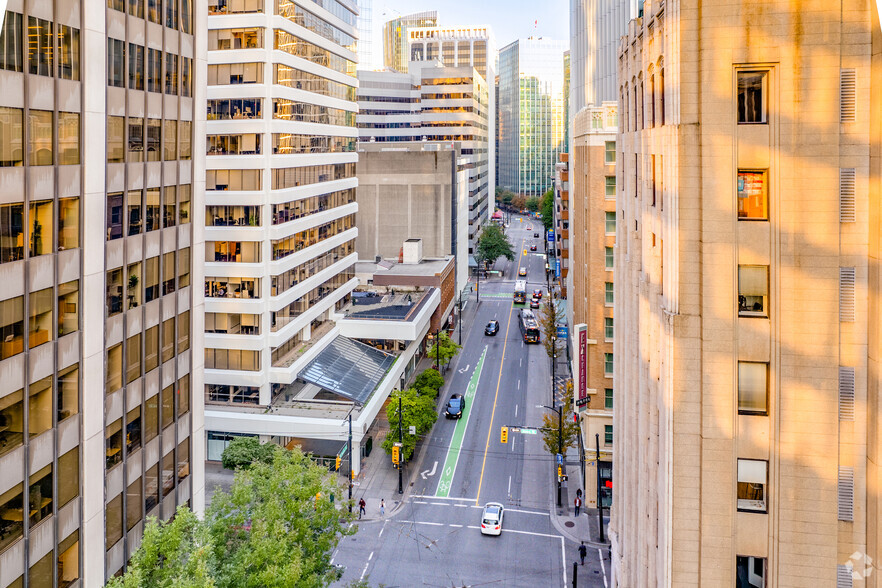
[335,455,341,471]
[557,465,563,478]
[392,445,400,465]
[500,426,508,444]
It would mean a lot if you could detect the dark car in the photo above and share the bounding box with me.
[484,320,499,336]
[530,244,537,251]
[445,394,465,419]
[533,288,543,299]
[530,297,540,309]
[533,232,540,238]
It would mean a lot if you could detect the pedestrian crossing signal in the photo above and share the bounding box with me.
[500,426,508,444]
[392,445,400,465]
[335,455,341,470]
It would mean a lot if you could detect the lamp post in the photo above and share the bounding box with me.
[543,403,564,508]
[551,334,557,405]
[398,396,403,494]
[595,433,605,542]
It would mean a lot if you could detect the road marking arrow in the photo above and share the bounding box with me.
[420,460,438,480]
[457,364,470,374]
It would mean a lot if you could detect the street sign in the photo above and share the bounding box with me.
[409,425,416,435]
[556,325,568,338]
[337,443,348,458]
[556,453,563,465]
[575,396,589,407]
[520,428,538,435]
[547,229,555,243]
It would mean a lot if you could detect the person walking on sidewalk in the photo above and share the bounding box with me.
[380,499,385,516]
[358,498,366,519]
[574,495,582,517]
[578,542,587,565]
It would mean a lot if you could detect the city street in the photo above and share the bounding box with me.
[332,216,609,587]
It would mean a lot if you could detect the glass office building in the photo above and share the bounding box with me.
[381,10,436,73]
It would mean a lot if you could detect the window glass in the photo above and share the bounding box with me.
[178,310,190,351]
[147,0,161,22]
[605,176,616,198]
[126,333,141,383]
[738,265,768,317]
[181,0,192,33]
[28,288,53,349]
[604,388,613,410]
[144,394,159,443]
[0,203,24,262]
[126,405,141,453]
[28,548,53,587]
[58,112,80,165]
[161,318,175,362]
[58,197,79,250]
[0,296,24,360]
[145,256,159,302]
[127,190,142,236]
[177,438,190,482]
[179,121,191,159]
[178,373,190,417]
[161,449,175,497]
[163,186,177,228]
[108,0,124,11]
[737,459,767,512]
[181,56,192,97]
[57,363,78,422]
[165,53,178,95]
[162,252,176,296]
[604,317,614,340]
[605,247,614,270]
[28,376,52,437]
[0,12,23,73]
[147,48,161,92]
[27,17,52,76]
[58,530,79,586]
[604,353,613,376]
[737,71,767,124]
[106,343,122,393]
[106,419,123,469]
[163,119,177,160]
[161,384,174,430]
[145,187,160,232]
[128,43,144,90]
[0,484,23,552]
[736,556,766,588]
[737,171,767,220]
[129,0,145,18]
[144,325,159,373]
[178,247,190,287]
[605,282,614,305]
[145,464,159,512]
[28,463,52,525]
[28,110,53,166]
[604,424,613,445]
[146,119,161,161]
[0,389,24,457]
[106,267,123,316]
[126,262,140,309]
[105,493,122,549]
[106,193,123,241]
[58,25,80,80]
[107,37,124,87]
[28,200,53,256]
[738,362,768,415]
[126,477,142,531]
[0,107,23,167]
[166,0,179,28]
[57,447,79,508]
[58,280,79,336]
[179,185,191,224]
[128,117,144,161]
[604,141,616,164]
[605,211,616,234]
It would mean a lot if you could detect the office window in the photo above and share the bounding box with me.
[164,53,178,95]
[0,485,23,552]
[108,0,125,10]
[604,388,613,410]
[605,141,616,164]
[604,353,613,376]
[178,438,190,482]
[605,247,614,270]
[57,280,79,336]
[105,493,123,549]
[0,12,23,72]
[127,190,142,236]
[145,325,159,373]
[147,0,161,23]
[28,110,53,166]
[161,449,175,497]
[126,332,141,384]
[163,388,176,427]
[737,459,767,512]
[106,419,123,470]
[166,0,178,28]
[181,56,192,97]
[129,0,145,18]
[28,376,52,436]
[28,17,52,76]
[57,363,78,422]
[179,121,191,159]
[738,362,768,415]
[178,310,190,351]
[57,25,80,80]
[58,112,80,165]
[604,425,613,446]
[0,203,24,262]
[27,464,52,527]
[0,107,23,167]
[145,464,159,512]
[161,317,174,362]
[108,116,125,162]
[605,211,616,234]
[737,71,767,124]
[58,196,79,250]
[144,394,158,443]
[605,176,616,198]
[738,171,767,220]
[57,447,78,508]
[736,556,766,588]
[163,119,177,160]
[179,185,191,224]
[162,251,175,295]
[181,0,192,33]
[0,390,23,457]
[127,262,141,309]
[605,282,614,305]
[128,43,144,90]
[145,187,160,232]
[738,265,768,317]
[107,38,124,87]
[147,119,161,161]
[128,117,144,161]
[144,256,159,302]
[147,48,161,92]
[179,247,190,287]
[106,343,122,393]
[126,478,142,531]
[28,200,53,257]
[163,186,176,228]
[58,530,79,586]
[604,317,614,340]
[126,406,141,453]
[178,373,190,417]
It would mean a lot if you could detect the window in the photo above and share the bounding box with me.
[166,0,178,28]
[126,332,141,384]
[0,485,23,552]
[108,116,125,163]
[147,118,161,161]
[605,282,614,305]
[605,247,614,270]
[106,343,122,393]
[179,121,192,159]
[126,406,141,453]
[127,189,142,236]
[0,203,24,262]
[58,25,80,80]
[163,186,177,228]
[161,384,174,430]
[145,256,159,302]
[58,112,80,165]
[162,449,175,497]
[604,425,613,446]
[58,280,79,336]
[105,493,122,549]
[106,267,123,316]
[0,107,23,167]
[27,376,51,437]
[129,43,144,90]
[161,318,175,362]
[163,119,177,160]
[28,110,53,166]
[179,185,191,223]
[147,0,161,23]
[162,251,176,295]
[179,247,190,287]
[205,348,260,371]
[738,362,768,415]
[147,48,161,92]
[736,556,766,588]
[0,296,24,360]
[107,38,124,87]
[28,17,52,76]
[129,0,145,18]
[0,389,23,457]
[127,262,141,309]
[604,317,614,340]
[58,197,79,250]
[738,265,768,317]
[604,353,613,376]
[58,530,79,587]
[737,459,767,512]
[106,419,123,469]
[144,393,159,443]
[178,373,190,417]
[28,288,52,349]
[0,12,23,72]
[28,199,53,256]
[605,176,616,198]
[57,447,79,508]
[181,0,192,33]
[28,464,53,526]
[605,211,616,234]
[738,171,767,220]
[145,187,160,232]
[128,117,144,161]
[126,477,142,531]
[181,57,192,97]
[145,464,159,512]
[108,0,125,10]
[737,71,767,124]
[178,310,190,351]
[165,52,178,95]
[604,388,613,410]
[178,438,190,482]
[144,324,159,372]
[57,363,78,422]
[605,141,616,164]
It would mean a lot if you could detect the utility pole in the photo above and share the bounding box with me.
[435,328,440,371]
[556,404,563,508]
[551,333,557,405]
[595,433,605,542]
[457,293,463,345]
[397,397,403,494]
[347,413,353,512]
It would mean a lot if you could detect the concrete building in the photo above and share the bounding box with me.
[356,63,489,254]
[569,102,618,512]
[0,0,205,584]
[497,37,568,196]
[612,1,882,586]
[553,153,570,299]
[569,0,630,116]
[355,142,469,294]
[381,10,436,73]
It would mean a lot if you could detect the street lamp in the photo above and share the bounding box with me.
[542,403,564,508]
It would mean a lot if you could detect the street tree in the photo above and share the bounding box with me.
[427,331,462,372]
[382,387,438,461]
[539,298,565,363]
[540,380,580,456]
[413,368,444,398]
[511,193,527,210]
[525,196,540,212]
[220,436,280,471]
[540,189,554,231]
[475,224,515,271]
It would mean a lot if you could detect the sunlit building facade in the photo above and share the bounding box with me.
[355,0,373,69]
[381,10,436,73]
[612,1,882,586]
[497,37,568,196]
[0,0,205,584]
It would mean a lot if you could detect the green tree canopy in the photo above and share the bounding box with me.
[525,196,540,212]
[540,381,580,456]
[220,436,280,471]
[475,224,515,269]
[427,332,462,371]
[539,298,565,362]
[540,189,554,231]
[413,368,444,398]
[382,387,438,461]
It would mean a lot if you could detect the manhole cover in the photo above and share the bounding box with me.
[564,521,575,528]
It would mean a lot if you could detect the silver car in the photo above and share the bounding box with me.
[480,502,504,536]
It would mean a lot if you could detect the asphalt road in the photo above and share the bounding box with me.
[332,216,609,587]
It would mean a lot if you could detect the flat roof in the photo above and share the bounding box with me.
[356,257,453,277]
[298,336,397,405]
[342,288,434,321]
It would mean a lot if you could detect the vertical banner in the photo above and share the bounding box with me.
[574,323,588,409]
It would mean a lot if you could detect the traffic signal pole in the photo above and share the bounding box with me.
[348,413,353,513]
[397,397,403,494]
[596,433,605,542]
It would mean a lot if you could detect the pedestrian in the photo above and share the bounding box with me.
[578,542,587,566]
[574,495,582,517]
[358,498,366,519]
[576,488,582,499]
[380,499,385,516]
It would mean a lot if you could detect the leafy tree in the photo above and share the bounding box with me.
[475,224,515,270]
[382,388,438,461]
[511,194,527,211]
[501,191,514,207]
[413,368,444,398]
[540,189,554,231]
[426,331,462,371]
[220,436,279,471]
[525,196,540,212]
[539,298,565,362]
[540,380,580,456]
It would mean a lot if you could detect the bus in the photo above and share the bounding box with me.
[513,280,527,304]
[518,309,540,343]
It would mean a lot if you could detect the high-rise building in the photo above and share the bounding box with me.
[497,37,568,196]
[381,10,436,73]
[612,1,882,586]
[356,0,373,69]
[569,0,630,116]
[0,0,205,584]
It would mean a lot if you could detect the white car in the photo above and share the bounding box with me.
[481,502,504,535]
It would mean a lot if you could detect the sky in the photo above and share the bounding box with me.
[374,0,569,51]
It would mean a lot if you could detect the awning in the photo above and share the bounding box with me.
[468,255,478,268]
[298,335,397,404]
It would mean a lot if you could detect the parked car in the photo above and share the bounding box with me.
[518,267,527,277]
[445,394,465,419]
[530,297,540,309]
[530,244,537,251]
[534,232,540,238]
[481,502,504,535]
[484,320,499,336]
[533,288,543,299]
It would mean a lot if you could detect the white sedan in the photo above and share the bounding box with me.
[480,502,504,535]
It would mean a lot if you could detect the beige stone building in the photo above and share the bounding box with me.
[570,102,618,510]
[612,1,882,586]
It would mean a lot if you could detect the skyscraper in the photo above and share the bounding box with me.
[356,0,373,69]
[381,10,436,73]
[0,0,204,583]
[497,37,568,196]
[569,0,630,116]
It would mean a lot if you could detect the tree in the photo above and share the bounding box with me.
[501,191,514,207]
[382,388,438,461]
[475,224,515,270]
[540,380,580,456]
[525,196,540,212]
[539,298,565,363]
[220,436,279,471]
[511,193,527,211]
[426,331,462,372]
[413,368,444,398]
[540,189,554,231]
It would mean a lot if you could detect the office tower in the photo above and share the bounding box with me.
[406,25,497,205]
[381,10,436,73]
[612,1,882,586]
[0,0,204,584]
[356,0,373,69]
[569,0,630,117]
[497,37,568,196]
[356,63,489,256]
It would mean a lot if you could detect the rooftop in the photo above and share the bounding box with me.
[340,288,434,321]
[355,257,452,277]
